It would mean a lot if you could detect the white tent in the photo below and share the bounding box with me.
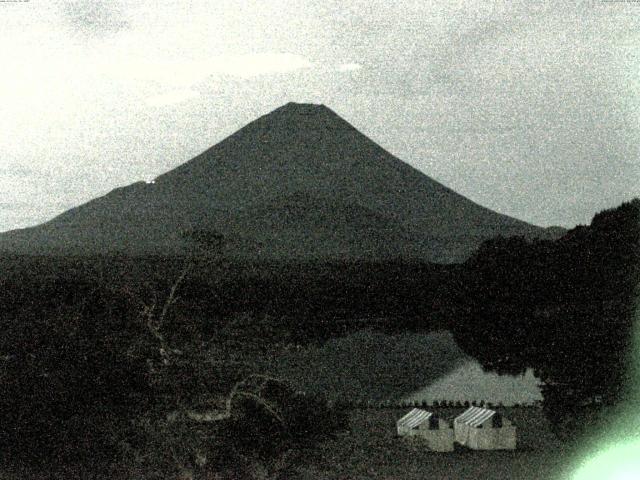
[454,406,516,450]
[396,408,454,452]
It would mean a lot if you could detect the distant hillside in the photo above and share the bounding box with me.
[0,102,564,262]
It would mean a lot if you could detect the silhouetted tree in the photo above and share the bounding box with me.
[451,199,640,438]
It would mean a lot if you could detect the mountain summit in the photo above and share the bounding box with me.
[0,103,562,262]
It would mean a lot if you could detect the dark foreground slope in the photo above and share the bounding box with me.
[0,103,561,263]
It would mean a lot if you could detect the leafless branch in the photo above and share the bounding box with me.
[171,373,289,426]
[233,391,284,426]
[159,262,192,326]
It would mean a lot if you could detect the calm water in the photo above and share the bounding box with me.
[403,361,543,406]
[267,329,543,404]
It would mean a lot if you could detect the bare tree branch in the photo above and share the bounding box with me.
[159,262,192,326]
[233,391,285,426]
[171,374,290,426]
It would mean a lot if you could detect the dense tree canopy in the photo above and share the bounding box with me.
[451,199,640,435]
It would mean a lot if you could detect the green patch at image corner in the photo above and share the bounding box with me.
[563,295,640,480]
[569,437,640,480]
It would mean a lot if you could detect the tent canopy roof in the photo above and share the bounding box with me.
[397,408,434,429]
[455,406,499,427]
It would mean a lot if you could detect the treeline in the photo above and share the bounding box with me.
[0,255,451,362]
[0,255,447,473]
[0,199,636,469]
[0,257,447,324]
[0,271,349,476]
[321,398,538,410]
[449,199,640,436]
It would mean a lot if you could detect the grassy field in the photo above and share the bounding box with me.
[0,407,586,479]
[294,407,576,480]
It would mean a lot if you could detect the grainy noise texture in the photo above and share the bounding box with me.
[0,2,638,480]
[0,1,638,232]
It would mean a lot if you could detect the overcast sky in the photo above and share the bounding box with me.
[1,0,638,232]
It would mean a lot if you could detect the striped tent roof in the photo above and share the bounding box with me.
[397,408,433,429]
[454,406,496,427]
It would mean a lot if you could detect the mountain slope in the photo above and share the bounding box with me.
[0,102,563,262]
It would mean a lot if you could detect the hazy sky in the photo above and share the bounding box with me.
[1,0,638,232]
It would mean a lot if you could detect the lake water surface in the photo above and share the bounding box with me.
[403,361,543,406]
[268,329,543,405]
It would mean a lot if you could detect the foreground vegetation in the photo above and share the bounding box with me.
[451,199,640,437]
[0,407,583,479]
[0,199,636,477]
